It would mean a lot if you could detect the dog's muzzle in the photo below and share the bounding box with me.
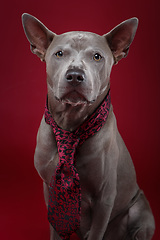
[54,68,96,105]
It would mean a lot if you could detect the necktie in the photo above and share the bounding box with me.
[45,90,111,240]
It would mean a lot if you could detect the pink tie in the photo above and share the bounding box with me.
[45,90,111,240]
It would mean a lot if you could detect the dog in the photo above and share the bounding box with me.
[22,13,155,240]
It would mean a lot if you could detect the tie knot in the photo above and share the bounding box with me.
[56,132,80,165]
[56,132,80,146]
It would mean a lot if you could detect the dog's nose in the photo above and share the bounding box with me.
[65,69,85,86]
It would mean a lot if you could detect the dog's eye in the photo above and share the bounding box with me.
[93,53,102,61]
[55,51,63,58]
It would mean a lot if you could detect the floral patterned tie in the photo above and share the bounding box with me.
[45,90,111,240]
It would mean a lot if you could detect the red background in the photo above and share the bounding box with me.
[1,0,159,239]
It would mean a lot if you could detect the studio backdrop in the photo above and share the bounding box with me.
[0,0,159,239]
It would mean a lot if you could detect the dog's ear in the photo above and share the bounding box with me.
[104,18,138,64]
[22,13,55,61]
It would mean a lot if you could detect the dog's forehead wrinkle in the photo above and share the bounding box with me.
[65,35,89,51]
[55,32,107,52]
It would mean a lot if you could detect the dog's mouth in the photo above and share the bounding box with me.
[55,91,95,106]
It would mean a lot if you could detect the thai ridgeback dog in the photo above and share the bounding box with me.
[22,13,155,240]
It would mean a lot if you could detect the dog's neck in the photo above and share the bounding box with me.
[47,85,110,132]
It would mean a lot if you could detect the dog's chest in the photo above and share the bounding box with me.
[76,136,107,201]
[41,133,106,196]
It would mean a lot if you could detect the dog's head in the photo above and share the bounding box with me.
[22,14,138,106]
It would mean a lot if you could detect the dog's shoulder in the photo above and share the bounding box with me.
[34,116,58,180]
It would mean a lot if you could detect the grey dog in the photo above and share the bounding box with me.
[22,13,155,240]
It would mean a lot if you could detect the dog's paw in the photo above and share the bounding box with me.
[84,231,90,240]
